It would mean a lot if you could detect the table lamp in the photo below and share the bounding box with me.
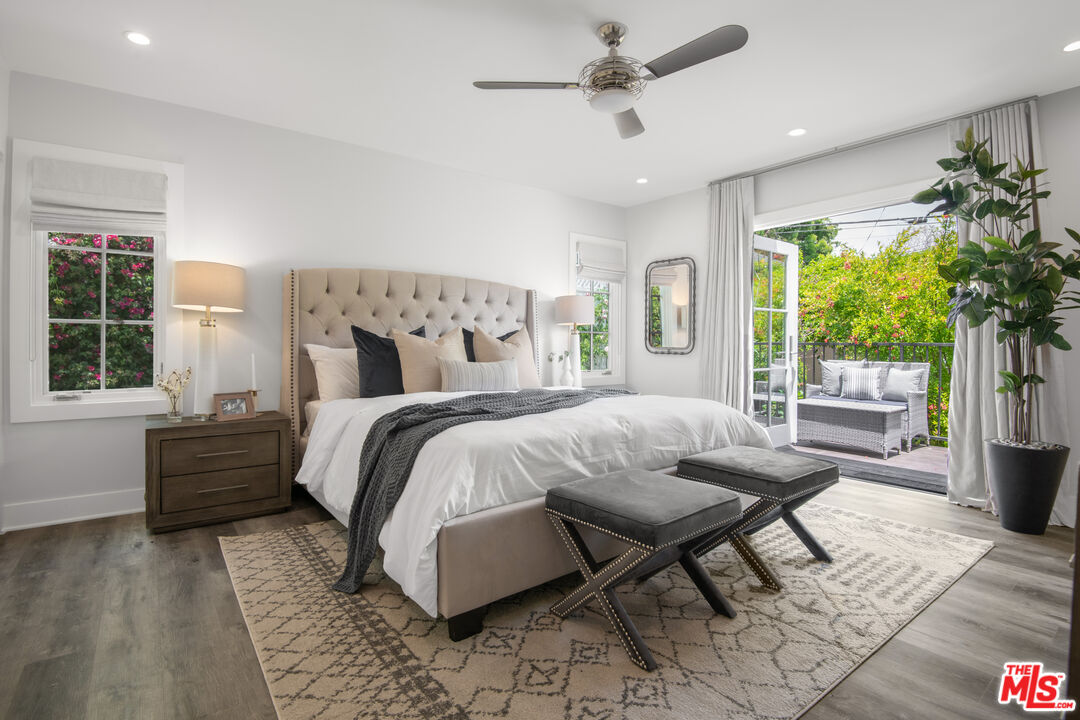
[555,294,594,387]
[172,261,245,419]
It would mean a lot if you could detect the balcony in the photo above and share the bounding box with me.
[757,341,952,493]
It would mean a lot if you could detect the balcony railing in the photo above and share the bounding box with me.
[756,341,954,443]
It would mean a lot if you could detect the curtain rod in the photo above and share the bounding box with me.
[710,95,1037,186]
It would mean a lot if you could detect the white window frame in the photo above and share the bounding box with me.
[568,233,626,386]
[9,139,184,422]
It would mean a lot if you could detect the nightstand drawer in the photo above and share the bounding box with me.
[161,465,280,514]
[161,431,278,476]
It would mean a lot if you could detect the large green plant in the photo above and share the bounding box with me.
[914,128,1080,444]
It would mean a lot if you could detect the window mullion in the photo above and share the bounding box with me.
[100,243,108,390]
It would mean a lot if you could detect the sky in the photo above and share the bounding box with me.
[828,201,936,255]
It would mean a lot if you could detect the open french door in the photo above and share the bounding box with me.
[751,235,799,446]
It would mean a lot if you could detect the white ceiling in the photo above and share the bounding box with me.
[2,1,1079,207]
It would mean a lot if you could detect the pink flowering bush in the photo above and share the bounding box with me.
[48,233,155,391]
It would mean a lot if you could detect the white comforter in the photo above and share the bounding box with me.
[296,391,772,616]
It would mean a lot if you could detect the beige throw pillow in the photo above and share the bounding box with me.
[473,326,541,388]
[393,327,468,393]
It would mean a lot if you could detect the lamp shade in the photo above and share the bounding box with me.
[555,294,594,326]
[172,261,245,312]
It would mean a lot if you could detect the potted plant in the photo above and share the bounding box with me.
[914,128,1080,534]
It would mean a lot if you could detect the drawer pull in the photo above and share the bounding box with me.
[194,449,250,459]
[196,483,250,494]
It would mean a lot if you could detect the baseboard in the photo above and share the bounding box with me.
[1,488,143,533]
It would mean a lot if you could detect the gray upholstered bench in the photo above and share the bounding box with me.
[677,446,839,591]
[546,469,743,671]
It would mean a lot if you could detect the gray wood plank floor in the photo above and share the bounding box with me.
[0,480,1071,720]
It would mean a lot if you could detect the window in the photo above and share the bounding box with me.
[576,278,611,373]
[570,233,626,385]
[46,232,157,393]
[9,139,183,422]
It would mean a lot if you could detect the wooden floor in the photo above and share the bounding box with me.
[796,442,950,475]
[0,480,1072,720]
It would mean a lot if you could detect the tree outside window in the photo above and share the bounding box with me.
[47,232,156,392]
[575,278,610,373]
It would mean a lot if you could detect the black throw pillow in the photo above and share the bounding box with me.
[461,327,519,362]
[351,325,426,397]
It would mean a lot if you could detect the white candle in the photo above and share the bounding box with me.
[250,353,257,390]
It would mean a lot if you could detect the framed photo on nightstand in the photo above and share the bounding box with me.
[213,391,256,421]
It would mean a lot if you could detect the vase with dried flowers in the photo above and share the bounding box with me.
[156,367,192,423]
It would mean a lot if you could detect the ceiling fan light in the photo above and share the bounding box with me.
[589,88,635,114]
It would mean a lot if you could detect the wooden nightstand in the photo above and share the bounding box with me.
[145,411,291,532]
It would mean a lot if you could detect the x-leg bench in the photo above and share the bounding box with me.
[546,469,743,671]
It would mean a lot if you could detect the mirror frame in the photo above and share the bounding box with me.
[644,256,696,355]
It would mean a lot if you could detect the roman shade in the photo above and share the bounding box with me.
[29,157,168,230]
[576,237,626,282]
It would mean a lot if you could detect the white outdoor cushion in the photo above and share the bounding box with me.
[840,366,884,401]
[882,368,927,401]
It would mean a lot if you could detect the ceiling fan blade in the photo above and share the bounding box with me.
[473,81,579,90]
[642,25,748,80]
[614,108,645,139]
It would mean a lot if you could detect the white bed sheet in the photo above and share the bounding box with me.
[295,391,772,617]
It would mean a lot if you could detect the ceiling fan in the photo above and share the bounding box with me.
[473,22,748,139]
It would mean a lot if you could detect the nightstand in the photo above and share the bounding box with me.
[145,411,291,532]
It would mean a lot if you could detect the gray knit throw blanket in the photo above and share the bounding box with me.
[333,387,632,594]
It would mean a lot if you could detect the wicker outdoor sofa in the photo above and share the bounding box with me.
[798,360,931,457]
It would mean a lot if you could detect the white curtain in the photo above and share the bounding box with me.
[946,99,1076,527]
[702,177,755,414]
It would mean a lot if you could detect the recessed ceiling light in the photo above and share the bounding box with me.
[787,128,807,137]
[636,177,648,184]
[1065,40,1080,52]
[124,31,151,46]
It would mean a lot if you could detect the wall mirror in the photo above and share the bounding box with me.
[645,257,695,354]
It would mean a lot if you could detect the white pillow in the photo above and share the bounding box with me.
[304,344,359,401]
[438,358,520,392]
[882,368,926,401]
[840,366,884,401]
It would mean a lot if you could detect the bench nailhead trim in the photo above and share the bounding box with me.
[674,472,837,504]
[545,507,743,551]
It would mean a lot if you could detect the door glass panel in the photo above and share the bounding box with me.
[752,250,770,308]
[753,310,771,369]
[771,252,787,309]
[752,369,770,426]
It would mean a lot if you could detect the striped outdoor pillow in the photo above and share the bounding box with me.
[840,366,884,401]
[438,358,520,393]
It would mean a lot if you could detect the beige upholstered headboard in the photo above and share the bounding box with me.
[281,268,539,475]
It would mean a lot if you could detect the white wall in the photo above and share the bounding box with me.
[1036,84,1080,526]
[0,53,10,530]
[626,188,709,396]
[0,72,624,531]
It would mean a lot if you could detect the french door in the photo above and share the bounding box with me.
[751,235,799,446]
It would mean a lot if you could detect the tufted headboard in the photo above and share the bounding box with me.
[281,268,539,475]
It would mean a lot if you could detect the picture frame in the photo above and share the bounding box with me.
[213,391,256,421]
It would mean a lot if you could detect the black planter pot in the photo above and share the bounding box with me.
[985,439,1070,535]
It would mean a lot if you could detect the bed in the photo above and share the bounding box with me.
[281,268,772,638]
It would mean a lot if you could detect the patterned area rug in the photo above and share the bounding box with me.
[220,504,991,720]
